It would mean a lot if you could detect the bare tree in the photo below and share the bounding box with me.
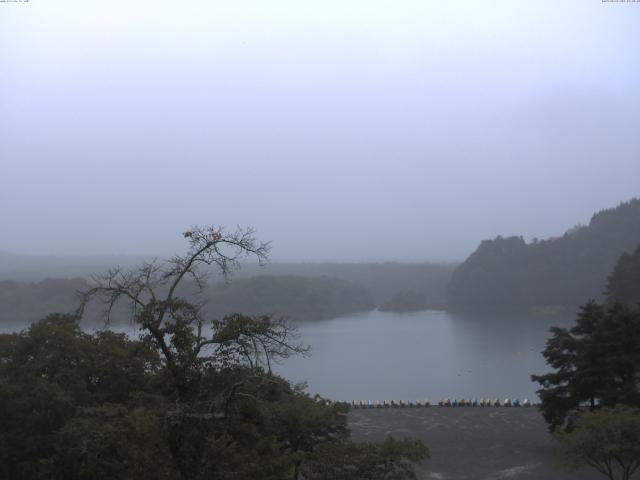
[211,313,307,374]
[77,225,307,381]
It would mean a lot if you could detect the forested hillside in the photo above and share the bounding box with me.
[0,227,427,478]
[0,278,88,328]
[606,243,640,305]
[378,291,432,313]
[0,275,375,327]
[205,275,375,320]
[447,199,640,311]
[236,262,456,306]
[0,261,454,325]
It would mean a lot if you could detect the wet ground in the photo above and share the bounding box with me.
[348,407,602,480]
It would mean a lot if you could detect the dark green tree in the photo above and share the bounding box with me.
[532,301,640,431]
[555,406,640,480]
[607,244,640,306]
[378,291,429,313]
[302,437,428,480]
[0,314,161,479]
[1,225,427,479]
[448,198,640,311]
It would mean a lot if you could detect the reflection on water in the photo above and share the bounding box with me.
[274,309,575,401]
[0,309,575,401]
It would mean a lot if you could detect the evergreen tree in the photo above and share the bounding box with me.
[607,244,640,306]
[448,198,640,311]
[532,302,640,431]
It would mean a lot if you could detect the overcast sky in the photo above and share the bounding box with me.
[1,0,639,262]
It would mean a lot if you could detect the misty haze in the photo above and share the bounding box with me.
[1,2,639,480]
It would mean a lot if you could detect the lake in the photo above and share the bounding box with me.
[0,308,574,402]
[273,309,573,402]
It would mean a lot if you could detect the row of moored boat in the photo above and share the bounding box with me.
[349,398,534,408]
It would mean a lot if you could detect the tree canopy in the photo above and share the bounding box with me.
[378,291,430,313]
[448,198,640,311]
[531,301,640,431]
[607,243,640,306]
[555,406,640,480]
[0,225,427,479]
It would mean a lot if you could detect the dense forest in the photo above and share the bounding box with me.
[0,256,455,308]
[235,262,456,307]
[0,262,454,327]
[606,243,640,305]
[447,199,640,311]
[378,291,432,313]
[0,275,374,327]
[0,227,427,479]
[531,242,640,442]
[3,199,638,321]
[0,314,428,480]
[0,278,88,328]
[205,275,375,321]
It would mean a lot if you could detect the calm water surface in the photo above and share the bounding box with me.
[1,309,573,401]
[274,309,573,401]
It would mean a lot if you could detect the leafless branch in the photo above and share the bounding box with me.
[75,225,307,399]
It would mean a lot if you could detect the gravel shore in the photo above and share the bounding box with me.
[348,408,602,480]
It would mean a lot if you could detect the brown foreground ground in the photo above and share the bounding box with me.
[348,408,603,480]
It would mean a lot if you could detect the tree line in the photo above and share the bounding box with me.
[0,274,375,327]
[532,243,640,480]
[448,198,640,311]
[0,226,427,479]
[0,262,456,326]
